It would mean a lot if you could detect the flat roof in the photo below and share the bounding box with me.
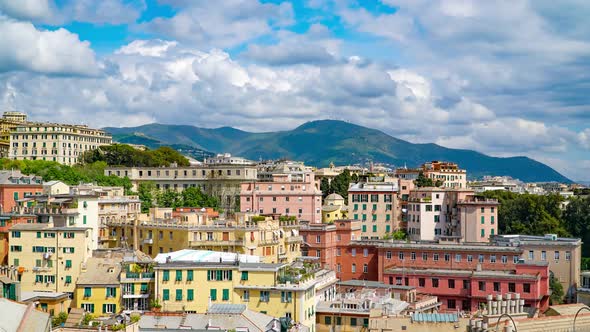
[338,280,414,291]
[21,291,70,302]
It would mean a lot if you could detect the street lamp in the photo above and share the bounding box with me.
[495,313,518,332]
[573,306,590,332]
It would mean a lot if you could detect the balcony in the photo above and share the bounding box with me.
[99,235,118,242]
[260,238,280,245]
[189,238,245,247]
[286,236,303,244]
[143,238,153,244]
[121,272,155,282]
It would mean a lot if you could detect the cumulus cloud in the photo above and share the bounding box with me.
[0,0,54,21]
[0,17,98,75]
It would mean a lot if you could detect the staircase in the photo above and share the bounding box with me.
[64,308,85,327]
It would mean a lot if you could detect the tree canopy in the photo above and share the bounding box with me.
[321,170,353,200]
[80,144,189,167]
[137,183,219,213]
[414,172,443,188]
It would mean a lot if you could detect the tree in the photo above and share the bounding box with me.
[327,170,352,201]
[80,144,190,167]
[138,182,157,213]
[549,271,564,305]
[181,186,219,208]
[320,178,331,199]
[52,312,68,327]
[563,195,590,256]
[383,229,407,240]
[414,172,434,187]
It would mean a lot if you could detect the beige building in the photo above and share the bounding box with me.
[105,154,257,212]
[493,234,582,303]
[8,223,93,294]
[421,161,467,189]
[348,182,401,239]
[0,111,28,157]
[322,193,348,223]
[106,207,303,264]
[9,120,111,165]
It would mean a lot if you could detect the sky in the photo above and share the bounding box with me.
[0,0,590,181]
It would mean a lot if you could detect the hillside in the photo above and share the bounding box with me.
[104,120,571,182]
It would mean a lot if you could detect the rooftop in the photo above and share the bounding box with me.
[0,298,50,332]
[9,223,91,231]
[76,257,122,286]
[338,279,414,291]
[21,291,70,302]
[153,249,260,265]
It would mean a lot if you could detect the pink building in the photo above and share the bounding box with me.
[240,172,322,223]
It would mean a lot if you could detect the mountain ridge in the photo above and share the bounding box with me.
[104,119,571,183]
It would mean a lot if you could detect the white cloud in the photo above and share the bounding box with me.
[0,0,53,21]
[0,17,98,75]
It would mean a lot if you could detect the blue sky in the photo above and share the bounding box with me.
[0,0,590,181]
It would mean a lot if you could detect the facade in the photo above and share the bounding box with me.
[152,250,333,331]
[348,182,400,239]
[8,223,92,294]
[300,220,361,273]
[0,170,43,264]
[492,234,582,303]
[107,208,303,263]
[240,171,322,223]
[421,161,467,189]
[578,271,590,306]
[0,111,28,157]
[21,291,71,317]
[105,154,258,212]
[406,188,499,243]
[120,251,155,313]
[9,121,111,165]
[73,256,122,316]
[321,193,348,223]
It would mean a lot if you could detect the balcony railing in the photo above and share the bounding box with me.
[143,238,153,244]
[286,236,303,243]
[123,272,155,280]
[189,239,245,247]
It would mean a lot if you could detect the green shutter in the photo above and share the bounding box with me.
[210,289,217,301]
[187,270,193,281]
[187,289,194,301]
[176,289,182,301]
[216,270,222,281]
[176,270,182,281]
[141,283,148,292]
[362,225,366,232]
[103,304,107,314]
[228,270,232,280]
[373,225,377,232]
[163,270,169,281]
[84,287,92,297]
[90,304,94,313]
[83,216,87,224]
[65,260,72,268]
[386,225,391,233]
[222,289,229,301]
[37,232,41,238]
[130,284,135,294]
[163,289,169,300]
[207,270,211,281]
[241,271,248,281]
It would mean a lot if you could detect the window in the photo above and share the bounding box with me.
[386,251,392,259]
[62,247,75,254]
[448,279,455,289]
[36,232,41,238]
[363,264,368,273]
[243,290,250,302]
[175,270,182,281]
[241,271,248,281]
[455,254,461,262]
[187,289,194,301]
[523,283,531,293]
[491,216,495,224]
[176,289,183,301]
[260,291,269,302]
[463,280,470,289]
[444,253,450,262]
[106,287,117,298]
[566,251,571,261]
[222,289,229,301]
[422,253,428,261]
[351,264,356,273]
[351,249,356,257]
[210,289,217,301]
[325,317,332,325]
[509,283,516,292]
[467,255,473,262]
[316,235,321,243]
[163,289,170,300]
[494,282,500,292]
[419,278,425,287]
[11,231,21,238]
[490,255,497,263]
[363,248,368,257]
[81,303,94,313]
[187,270,193,281]
[554,251,560,260]
[501,255,507,264]
[481,229,485,238]
[84,287,92,297]
[103,304,116,314]
[432,278,439,288]
[10,245,22,252]
[350,318,357,326]
[399,252,405,260]
[479,281,486,291]
[479,254,484,263]
[163,270,170,281]
[411,252,416,260]
[541,251,547,261]
[433,253,439,261]
[448,299,456,309]
[426,205,432,212]
[281,291,293,303]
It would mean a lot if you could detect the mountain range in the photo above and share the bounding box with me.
[104,120,571,183]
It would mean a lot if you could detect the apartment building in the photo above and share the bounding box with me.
[421,161,467,189]
[240,170,322,223]
[348,182,400,239]
[73,256,122,316]
[9,121,111,165]
[0,111,28,157]
[107,208,303,263]
[492,234,582,303]
[8,223,92,294]
[300,220,361,273]
[407,188,499,243]
[0,170,43,264]
[105,154,257,212]
[152,250,334,331]
[120,250,155,313]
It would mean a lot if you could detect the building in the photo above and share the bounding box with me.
[406,188,499,243]
[73,255,122,317]
[107,208,303,264]
[105,153,258,212]
[120,250,155,313]
[0,111,28,157]
[9,120,112,165]
[20,291,71,317]
[421,161,467,189]
[138,304,283,332]
[0,297,51,332]
[152,250,334,331]
[300,220,361,273]
[578,271,590,306]
[8,223,93,294]
[0,170,44,264]
[492,234,582,303]
[348,182,400,239]
[321,193,348,223]
[240,165,322,223]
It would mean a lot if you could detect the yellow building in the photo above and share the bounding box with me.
[21,291,71,317]
[107,208,303,264]
[74,256,122,316]
[153,250,333,331]
[8,223,92,293]
[322,193,348,223]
